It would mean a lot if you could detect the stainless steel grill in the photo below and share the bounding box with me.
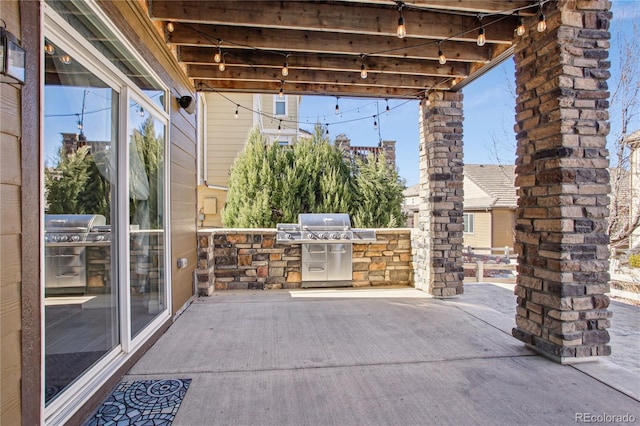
[44,214,108,292]
[276,213,375,288]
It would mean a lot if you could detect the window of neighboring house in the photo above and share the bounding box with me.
[463,213,475,234]
[274,95,288,116]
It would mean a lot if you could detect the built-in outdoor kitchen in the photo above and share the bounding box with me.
[196,213,414,294]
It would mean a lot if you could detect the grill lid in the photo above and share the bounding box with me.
[45,214,107,232]
[298,213,351,230]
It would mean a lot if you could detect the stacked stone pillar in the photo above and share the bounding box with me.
[414,91,464,297]
[512,0,612,362]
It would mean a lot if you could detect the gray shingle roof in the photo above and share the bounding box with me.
[464,164,517,209]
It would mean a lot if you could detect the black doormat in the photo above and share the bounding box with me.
[83,379,191,426]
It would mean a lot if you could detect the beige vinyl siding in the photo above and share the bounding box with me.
[0,1,22,423]
[205,92,254,187]
[463,210,492,250]
[260,94,299,138]
[197,186,227,228]
[492,209,515,249]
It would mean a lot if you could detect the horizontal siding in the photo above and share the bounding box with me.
[492,209,515,249]
[205,93,254,187]
[0,184,21,235]
[463,211,492,250]
[0,4,22,422]
[0,133,20,185]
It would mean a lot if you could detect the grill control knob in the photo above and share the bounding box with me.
[330,233,338,239]
[321,233,328,240]
[71,234,80,242]
[95,234,105,242]
[341,233,350,239]
[287,233,293,240]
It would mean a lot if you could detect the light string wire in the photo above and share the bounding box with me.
[203,82,417,132]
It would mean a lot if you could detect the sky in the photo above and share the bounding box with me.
[298,0,639,187]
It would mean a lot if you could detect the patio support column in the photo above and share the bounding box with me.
[414,91,464,297]
[512,0,612,362]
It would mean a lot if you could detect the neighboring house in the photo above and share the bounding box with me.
[197,93,302,227]
[334,133,397,170]
[403,164,517,250]
[628,130,640,250]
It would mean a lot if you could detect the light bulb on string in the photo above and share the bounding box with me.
[396,4,406,38]
[516,17,526,36]
[44,43,55,55]
[282,55,289,77]
[537,12,546,32]
[373,116,378,130]
[279,81,284,99]
[214,40,222,63]
[278,120,282,131]
[477,27,486,46]
[138,107,145,117]
[60,54,71,65]
[385,99,390,114]
[335,97,340,114]
[360,55,368,79]
[326,124,330,136]
[166,22,175,33]
[438,44,446,65]
[218,54,226,71]
[234,105,239,119]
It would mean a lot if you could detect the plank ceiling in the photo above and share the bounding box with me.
[148,0,545,99]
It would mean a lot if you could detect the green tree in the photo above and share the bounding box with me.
[350,154,405,228]
[222,124,405,228]
[45,146,91,214]
[129,117,164,229]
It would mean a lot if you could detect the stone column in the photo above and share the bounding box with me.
[414,91,464,297]
[512,0,612,362]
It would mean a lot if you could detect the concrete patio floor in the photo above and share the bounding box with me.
[122,283,640,425]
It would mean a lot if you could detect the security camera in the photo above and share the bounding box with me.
[177,95,196,114]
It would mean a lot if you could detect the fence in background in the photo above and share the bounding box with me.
[463,246,517,283]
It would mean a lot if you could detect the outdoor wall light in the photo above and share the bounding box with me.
[1,26,26,84]
[177,95,196,114]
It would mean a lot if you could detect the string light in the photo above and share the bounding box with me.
[325,123,330,135]
[516,16,526,36]
[438,43,446,65]
[282,54,289,77]
[218,54,226,71]
[537,11,547,32]
[60,54,71,65]
[44,43,55,55]
[396,3,406,39]
[138,107,145,117]
[214,39,223,63]
[360,55,368,79]
[166,22,175,33]
[279,81,284,98]
[385,99,390,114]
[278,120,282,131]
[234,105,239,118]
[477,27,486,47]
[373,116,378,129]
[335,97,340,114]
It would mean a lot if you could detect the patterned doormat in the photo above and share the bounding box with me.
[83,379,191,426]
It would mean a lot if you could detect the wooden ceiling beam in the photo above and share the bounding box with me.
[178,46,470,78]
[339,0,538,16]
[150,0,520,43]
[194,79,432,99]
[167,23,495,63]
[187,64,446,89]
